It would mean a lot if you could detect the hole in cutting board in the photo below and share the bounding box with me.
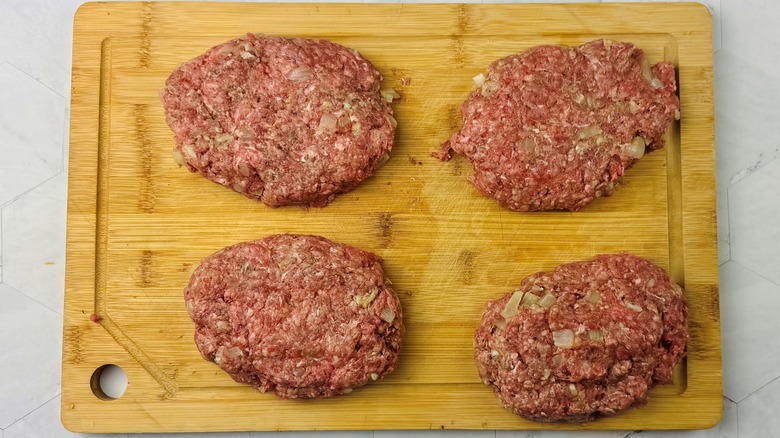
[90,364,128,400]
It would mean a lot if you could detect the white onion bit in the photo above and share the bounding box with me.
[317,113,338,133]
[576,125,603,140]
[626,136,646,159]
[172,149,185,166]
[481,80,499,97]
[625,302,643,312]
[553,329,574,348]
[588,329,604,342]
[380,307,395,323]
[472,73,486,87]
[647,278,656,288]
[238,162,253,177]
[289,66,314,81]
[640,58,654,83]
[584,290,602,304]
[522,292,540,306]
[182,144,197,161]
[538,292,557,309]
[501,291,525,319]
[354,288,379,308]
[380,88,401,103]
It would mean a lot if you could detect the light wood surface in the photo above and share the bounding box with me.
[63,2,719,433]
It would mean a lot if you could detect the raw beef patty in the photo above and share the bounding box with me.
[474,254,688,422]
[184,234,404,399]
[437,39,681,211]
[162,34,396,207]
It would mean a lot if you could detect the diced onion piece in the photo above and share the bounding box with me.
[380,306,396,323]
[542,368,551,380]
[490,350,499,358]
[481,80,499,97]
[380,88,401,103]
[674,108,681,120]
[182,144,197,161]
[552,354,564,367]
[371,373,379,381]
[238,162,253,177]
[522,292,540,306]
[172,149,185,166]
[553,329,574,348]
[588,329,604,342]
[494,318,507,330]
[537,292,557,309]
[569,383,578,396]
[354,288,379,308]
[647,278,656,288]
[289,66,314,81]
[640,57,665,89]
[625,302,643,312]
[640,57,654,83]
[231,183,245,193]
[501,291,525,319]
[520,136,536,153]
[584,290,602,304]
[576,125,603,140]
[235,128,256,140]
[215,133,233,147]
[240,51,256,60]
[626,136,646,159]
[472,73,486,87]
[318,113,338,132]
[389,115,398,128]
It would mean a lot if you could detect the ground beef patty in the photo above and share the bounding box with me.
[436,39,681,211]
[474,254,688,422]
[162,34,396,207]
[184,234,404,399]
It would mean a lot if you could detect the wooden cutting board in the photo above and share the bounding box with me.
[62,2,719,433]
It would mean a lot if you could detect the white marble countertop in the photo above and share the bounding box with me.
[0,0,775,436]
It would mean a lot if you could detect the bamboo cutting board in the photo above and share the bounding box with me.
[63,2,719,433]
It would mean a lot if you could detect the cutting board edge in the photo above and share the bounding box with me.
[62,1,720,432]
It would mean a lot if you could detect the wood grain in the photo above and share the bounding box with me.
[63,2,719,433]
